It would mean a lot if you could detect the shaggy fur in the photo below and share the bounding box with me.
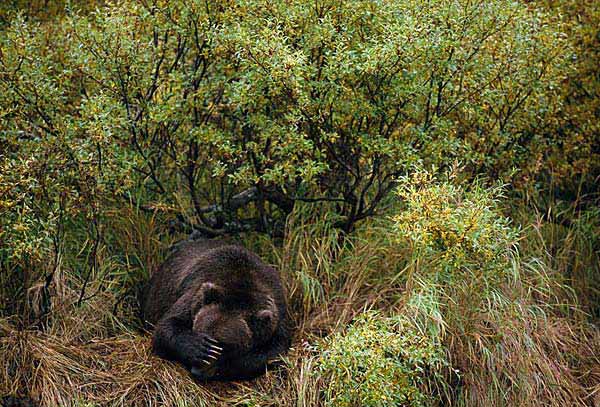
[142,239,291,381]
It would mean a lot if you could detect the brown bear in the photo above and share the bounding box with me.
[142,239,291,380]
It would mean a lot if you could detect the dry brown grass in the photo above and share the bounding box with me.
[1,202,599,406]
[444,305,600,407]
[0,272,323,407]
[0,206,340,406]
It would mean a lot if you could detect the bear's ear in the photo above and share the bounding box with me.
[254,296,278,329]
[200,282,222,305]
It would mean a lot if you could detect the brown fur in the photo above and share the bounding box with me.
[142,239,290,380]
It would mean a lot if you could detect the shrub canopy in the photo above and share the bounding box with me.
[0,0,574,258]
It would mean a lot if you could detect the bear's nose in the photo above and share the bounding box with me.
[192,308,254,353]
[212,318,253,353]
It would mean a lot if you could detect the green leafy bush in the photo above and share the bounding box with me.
[0,0,103,26]
[317,311,449,407]
[531,0,600,195]
[0,0,573,245]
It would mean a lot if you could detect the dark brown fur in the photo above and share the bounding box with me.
[142,239,290,381]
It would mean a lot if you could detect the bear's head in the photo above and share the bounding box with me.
[191,282,278,354]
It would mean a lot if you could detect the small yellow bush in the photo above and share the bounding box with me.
[316,311,449,407]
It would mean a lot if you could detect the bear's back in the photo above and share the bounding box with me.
[142,239,283,325]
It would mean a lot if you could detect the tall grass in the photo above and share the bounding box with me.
[391,176,599,406]
[1,177,599,406]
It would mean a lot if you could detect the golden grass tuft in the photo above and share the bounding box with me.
[0,293,315,407]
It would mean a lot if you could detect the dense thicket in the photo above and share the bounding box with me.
[0,0,581,246]
[0,1,598,406]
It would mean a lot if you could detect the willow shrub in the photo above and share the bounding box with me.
[389,173,598,405]
[393,173,519,335]
[1,0,572,254]
[533,0,600,195]
[316,311,449,407]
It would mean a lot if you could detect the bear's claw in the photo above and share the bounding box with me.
[205,337,220,345]
[194,336,223,366]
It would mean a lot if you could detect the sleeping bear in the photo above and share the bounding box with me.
[142,239,291,380]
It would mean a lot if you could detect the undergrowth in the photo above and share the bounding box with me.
[1,173,598,406]
[317,312,449,407]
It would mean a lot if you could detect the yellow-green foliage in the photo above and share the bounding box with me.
[394,173,517,274]
[393,173,519,317]
[317,312,449,407]
[389,173,599,406]
[531,0,600,191]
[0,0,103,25]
